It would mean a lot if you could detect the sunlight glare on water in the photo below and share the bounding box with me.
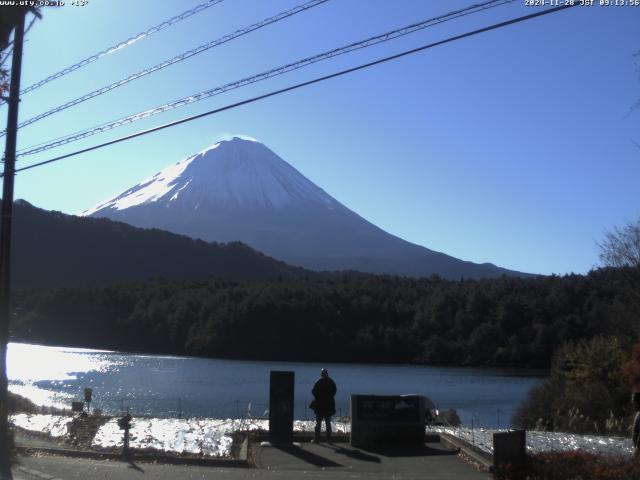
[8,342,119,408]
[8,342,114,382]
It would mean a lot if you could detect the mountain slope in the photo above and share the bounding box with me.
[85,137,527,279]
[10,200,310,289]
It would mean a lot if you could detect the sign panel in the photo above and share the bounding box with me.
[355,395,421,422]
[350,394,426,448]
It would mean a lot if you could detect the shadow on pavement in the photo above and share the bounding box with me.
[272,443,343,467]
[348,445,458,457]
[364,443,459,458]
[318,442,381,463]
[127,459,145,473]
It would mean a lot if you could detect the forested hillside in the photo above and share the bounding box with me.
[10,266,637,368]
[9,200,311,288]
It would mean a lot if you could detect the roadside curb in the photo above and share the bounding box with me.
[15,443,251,468]
[438,433,493,472]
[16,466,63,480]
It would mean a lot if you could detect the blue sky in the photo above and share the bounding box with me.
[2,0,639,275]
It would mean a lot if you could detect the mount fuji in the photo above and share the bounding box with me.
[84,137,524,279]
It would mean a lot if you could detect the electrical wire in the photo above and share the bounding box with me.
[19,0,226,96]
[17,0,513,157]
[3,0,329,136]
[7,2,579,177]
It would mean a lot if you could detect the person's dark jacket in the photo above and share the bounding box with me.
[312,376,337,417]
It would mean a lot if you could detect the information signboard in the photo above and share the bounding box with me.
[350,394,426,448]
[355,395,421,422]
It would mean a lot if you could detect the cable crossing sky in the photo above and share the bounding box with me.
[8,2,578,177]
[18,0,226,97]
[17,0,514,158]
[3,0,329,137]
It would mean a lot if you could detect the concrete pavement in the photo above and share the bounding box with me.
[255,439,491,479]
[9,438,491,480]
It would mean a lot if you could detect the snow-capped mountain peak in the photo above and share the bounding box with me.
[82,137,338,216]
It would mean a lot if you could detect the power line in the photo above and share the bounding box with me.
[18,0,226,97]
[3,0,329,136]
[17,0,514,157]
[8,3,578,177]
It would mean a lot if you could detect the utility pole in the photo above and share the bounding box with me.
[0,11,25,459]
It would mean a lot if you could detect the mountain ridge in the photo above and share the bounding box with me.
[9,199,312,289]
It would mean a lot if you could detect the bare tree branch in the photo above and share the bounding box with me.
[598,219,640,320]
[599,219,640,268]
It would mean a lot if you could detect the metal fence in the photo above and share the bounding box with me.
[80,395,351,422]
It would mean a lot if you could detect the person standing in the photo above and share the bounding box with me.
[311,368,337,443]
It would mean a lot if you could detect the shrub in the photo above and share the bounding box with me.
[8,391,39,414]
[513,336,633,435]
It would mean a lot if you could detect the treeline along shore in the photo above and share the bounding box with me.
[9,266,638,369]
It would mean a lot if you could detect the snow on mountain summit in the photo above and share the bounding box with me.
[83,137,337,216]
[82,151,199,216]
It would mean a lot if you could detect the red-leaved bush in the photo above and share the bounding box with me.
[527,451,640,480]
[623,343,640,393]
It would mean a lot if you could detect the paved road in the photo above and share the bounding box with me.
[8,441,491,480]
[11,455,249,480]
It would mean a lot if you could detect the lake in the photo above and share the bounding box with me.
[7,342,545,428]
